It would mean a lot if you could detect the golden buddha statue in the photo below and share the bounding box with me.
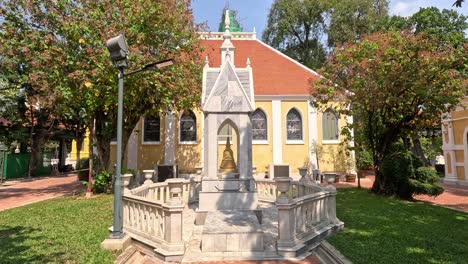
[219,137,237,173]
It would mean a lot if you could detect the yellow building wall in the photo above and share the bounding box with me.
[252,101,273,173]
[138,117,165,171]
[455,150,464,163]
[316,103,350,173]
[457,166,465,180]
[175,110,202,174]
[107,99,354,176]
[452,118,468,146]
[446,152,452,174]
[448,97,468,181]
[281,101,310,173]
[70,129,90,160]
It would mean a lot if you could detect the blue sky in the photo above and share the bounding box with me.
[191,0,468,35]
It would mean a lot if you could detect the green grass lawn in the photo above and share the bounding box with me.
[0,195,116,264]
[328,188,468,264]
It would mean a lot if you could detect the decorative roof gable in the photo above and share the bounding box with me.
[202,58,254,113]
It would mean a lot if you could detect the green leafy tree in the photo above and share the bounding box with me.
[0,0,204,172]
[374,7,467,165]
[312,31,467,197]
[262,0,388,69]
[326,0,389,47]
[377,7,467,48]
[262,0,328,69]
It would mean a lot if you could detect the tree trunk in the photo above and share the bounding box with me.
[95,134,111,172]
[28,128,49,177]
[27,103,35,178]
[76,135,83,165]
[87,120,94,194]
[411,136,430,166]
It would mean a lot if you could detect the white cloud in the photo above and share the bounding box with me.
[391,1,422,17]
[390,0,467,17]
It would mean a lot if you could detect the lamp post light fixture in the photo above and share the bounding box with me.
[105,34,175,241]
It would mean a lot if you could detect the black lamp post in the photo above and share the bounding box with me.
[106,34,175,239]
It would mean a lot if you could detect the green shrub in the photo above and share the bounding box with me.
[381,150,443,199]
[381,151,417,198]
[409,167,444,196]
[356,149,373,170]
[75,158,90,181]
[91,171,112,194]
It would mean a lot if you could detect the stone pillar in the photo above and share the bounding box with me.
[126,130,138,171]
[204,114,218,179]
[325,185,339,224]
[164,111,175,164]
[272,100,282,164]
[164,178,185,252]
[308,101,318,169]
[275,177,296,250]
[239,114,252,180]
[167,179,184,206]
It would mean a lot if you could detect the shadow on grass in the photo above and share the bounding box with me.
[0,225,66,264]
[328,188,468,264]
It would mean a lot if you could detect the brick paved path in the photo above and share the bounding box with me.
[0,174,83,211]
[333,175,468,212]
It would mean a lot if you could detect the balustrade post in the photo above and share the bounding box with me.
[275,177,291,204]
[275,176,297,253]
[121,173,133,195]
[143,170,154,185]
[325,185,340,224]
[298,167,308,183]
[163,178,185,253]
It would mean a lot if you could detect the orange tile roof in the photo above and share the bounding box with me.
[201,39,321,95]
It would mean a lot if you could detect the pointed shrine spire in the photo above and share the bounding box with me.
[221,9,235,65]
[224,9,230,32]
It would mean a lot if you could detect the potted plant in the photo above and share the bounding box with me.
[345,173,356,182]
[356,149,373,178]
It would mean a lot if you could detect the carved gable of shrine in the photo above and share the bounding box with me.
[202,59,254,113]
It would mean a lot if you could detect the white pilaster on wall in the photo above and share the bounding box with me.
[164,111,175,164]
[464,127,468,184]
[307,102,318,169]
[347,115,357,174]
[126,129,138,170]
[200,112,205,168]
[272,100,282,164]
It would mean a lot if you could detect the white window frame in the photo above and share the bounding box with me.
[322,108,340,144]
[178,111,197,145]
[252,108,269,145]
[286,107,304,145]
[141,116,161,145]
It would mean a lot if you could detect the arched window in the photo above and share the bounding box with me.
[143,116,161,143]
[252,108,267,141]
[180,110,197,143]
[322,108,339,140]
[286,109,303,141]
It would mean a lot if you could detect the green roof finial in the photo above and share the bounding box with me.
[218,10,242,32]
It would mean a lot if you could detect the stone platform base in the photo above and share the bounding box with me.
[202,210,264,252]
[101,234,131,250]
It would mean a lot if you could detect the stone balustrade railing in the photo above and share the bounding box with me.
[256,179,323,202]
[259,177,344,258]
[130,179,201,204]
[121,173,201,257]
[256,179,278,202]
